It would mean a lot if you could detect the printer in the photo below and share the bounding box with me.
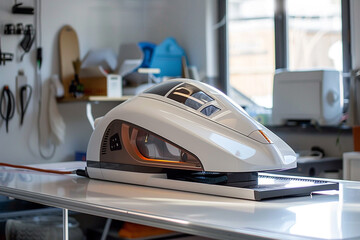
[272,69,343,126]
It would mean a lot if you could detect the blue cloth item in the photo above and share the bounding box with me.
[138,42,156,69]
[150,37,187,77]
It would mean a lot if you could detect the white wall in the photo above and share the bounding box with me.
[142,0,218,79]
[0,0,218,164]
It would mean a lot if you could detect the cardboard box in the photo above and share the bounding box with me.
[80,66,122,97]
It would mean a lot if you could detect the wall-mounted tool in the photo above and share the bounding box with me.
[4,24,15,35]
[19,85,32,125]
[16,70,32,126]
[0,86,15,133]
[20,24,35,61]
[12,0,34,15]
[16,23,24,35]
[4,23,25,35]
[0,36,13,66]
[37,47,42,69]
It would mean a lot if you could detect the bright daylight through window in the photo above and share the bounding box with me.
[228,0,342,108]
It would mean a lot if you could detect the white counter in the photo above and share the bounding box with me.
[0,161,359,240]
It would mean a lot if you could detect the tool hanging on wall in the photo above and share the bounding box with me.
[0,86,15,133]
[0,36,14,66]
[19,85,32,125]
[12,0,34,15]
[20,24,35,61]
[4,23,24,35]
[16,70,32,126]
[4,24,15,35]
[16,23,24,34]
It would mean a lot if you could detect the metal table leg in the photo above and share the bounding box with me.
[86,102,95,130]
[101,218,112,240]
[63,208,69,240]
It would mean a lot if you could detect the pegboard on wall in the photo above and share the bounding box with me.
[0,1,36,79]
[0,0,38,163]
[0,0,36,66]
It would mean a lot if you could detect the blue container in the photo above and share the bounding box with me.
[150,37,187,77]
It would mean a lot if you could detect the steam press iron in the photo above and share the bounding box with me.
[86,79,338,200]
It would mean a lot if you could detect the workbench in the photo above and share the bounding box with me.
[0,161,359,240]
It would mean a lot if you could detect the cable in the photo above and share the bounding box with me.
[0,86,15,133]
[35,0,56,159]
[0,163,89,178]
[39,0,42,46]
[0,162,74,175]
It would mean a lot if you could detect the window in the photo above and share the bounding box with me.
[144,81,182,96]
[227,0,348,108]
[136,128,184,161]
[167,83,214,110]
[201,105,220,116]
[287,0,342,71]
[145,81,221,117]
[228,0,275,108]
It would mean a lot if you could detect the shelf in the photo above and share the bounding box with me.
[267,124,352,134]
[89,96,132,102]
[57,95,132,103]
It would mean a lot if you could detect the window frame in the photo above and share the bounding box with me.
[221,0,352,106]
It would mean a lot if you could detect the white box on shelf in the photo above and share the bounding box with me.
[107,74,122,97]
[343,152,360,181]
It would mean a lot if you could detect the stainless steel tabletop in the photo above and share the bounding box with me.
[0,161,359,240]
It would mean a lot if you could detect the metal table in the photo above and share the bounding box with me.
[0,161,359,240]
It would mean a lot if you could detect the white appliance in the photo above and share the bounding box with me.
[85,79,338,200]
[272,70,343,126]
[343,152,360,181]
[106,74,122,97]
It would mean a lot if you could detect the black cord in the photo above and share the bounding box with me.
[20,27,35,61]
[0,86,15,133]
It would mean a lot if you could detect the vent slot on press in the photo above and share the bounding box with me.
[101,128,111,155]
